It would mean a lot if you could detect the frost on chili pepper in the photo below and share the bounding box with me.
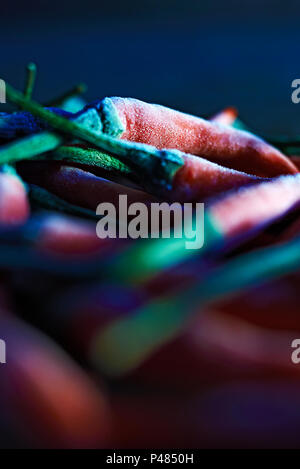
[209,174,300,237]
[94,97,298,178]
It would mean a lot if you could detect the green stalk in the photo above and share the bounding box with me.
[45,83,87,108]
[51,145,133,176]
[0,131,63,165]
[23,62,37,101]
[0,107,101,165]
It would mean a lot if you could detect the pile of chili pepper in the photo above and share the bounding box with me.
[1,64,300,448]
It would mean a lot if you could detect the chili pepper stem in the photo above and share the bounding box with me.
[0,131,64,165]
[46,83,87,107]
[51,145,133,176]
[23,62,37,101]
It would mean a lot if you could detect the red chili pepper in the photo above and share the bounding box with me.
[171,152,262,201]
[18,161,159,210]
[0,172,29,225]
[209,174,300,237]
[104,97,298,177]
[19,157,264,204]
[46,145,265,202]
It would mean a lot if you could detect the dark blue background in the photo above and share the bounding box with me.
[1,0,300,134]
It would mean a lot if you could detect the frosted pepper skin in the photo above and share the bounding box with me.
[209,174,300,237]
[2,99,297,179]
[97,97,298,178]
[170,152,263,202]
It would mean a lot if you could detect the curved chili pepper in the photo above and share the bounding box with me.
[49,143,263,202]
[170,152,262,201]
[17,161,159,211]
[18,156,263,205]
[209,174,300,237]
[47,145,263,202]
[97,97,297,177]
